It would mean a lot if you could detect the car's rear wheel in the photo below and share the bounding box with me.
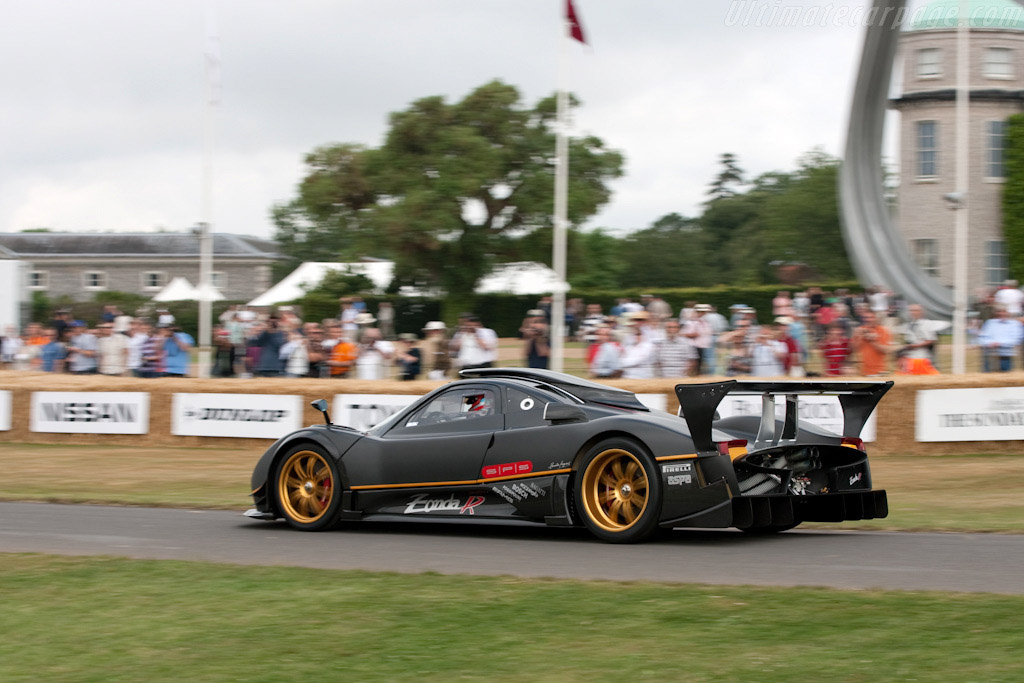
[274,445,342,531]
[574,438,662,543]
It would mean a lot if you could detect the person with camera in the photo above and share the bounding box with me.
[253,315,285,377]
[851,310,892,376]
[451,314,498,370]
[160,323,194,378]
[899,304,939,374]
[520,309,550,369]
[354,327,394,380]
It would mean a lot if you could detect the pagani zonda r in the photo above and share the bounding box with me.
[247,368,891,543]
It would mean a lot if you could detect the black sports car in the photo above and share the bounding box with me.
[247,368,891,543]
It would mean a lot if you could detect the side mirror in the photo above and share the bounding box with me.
[311,399,332,425]
[543,403,588,424]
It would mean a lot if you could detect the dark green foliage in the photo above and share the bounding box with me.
[304,269,376,298]
[29,292,242,341]
[272,80,625,317]
[1003,114,1024,279]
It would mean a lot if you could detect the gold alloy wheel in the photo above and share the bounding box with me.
[277,450,334,523]
[580,448,649,532]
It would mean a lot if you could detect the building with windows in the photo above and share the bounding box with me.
[0,232,281,302]
[891,0,1024,292]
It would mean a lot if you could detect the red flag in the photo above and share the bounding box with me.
[566,0,586,44]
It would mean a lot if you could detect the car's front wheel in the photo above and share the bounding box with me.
[274,445,343,531]
[574,438,662,543]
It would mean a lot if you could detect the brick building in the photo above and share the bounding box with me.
[0,232,282,302]
[891,0,1024,293]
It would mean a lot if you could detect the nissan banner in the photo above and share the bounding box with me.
[30,391,149,435]
[0,390,11,431]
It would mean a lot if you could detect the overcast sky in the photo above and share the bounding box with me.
[0,0,930,240]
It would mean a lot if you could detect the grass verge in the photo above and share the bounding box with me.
[1,554,1023,682]
[0,443,1022,533]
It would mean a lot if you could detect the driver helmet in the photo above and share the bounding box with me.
[461,393,492,416]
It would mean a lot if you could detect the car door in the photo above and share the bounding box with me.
[344,384,503,487]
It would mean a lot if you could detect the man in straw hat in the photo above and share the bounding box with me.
[421,321,450,380]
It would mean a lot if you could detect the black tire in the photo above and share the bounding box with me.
[273,444,344,531]
[574,438,662,543]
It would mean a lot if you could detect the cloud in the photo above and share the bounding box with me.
[0,0,881,238]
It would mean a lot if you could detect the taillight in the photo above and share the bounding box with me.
[717,439,748,459]
[841,437,865,451]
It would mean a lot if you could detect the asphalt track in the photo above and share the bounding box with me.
[1,502,1022,594]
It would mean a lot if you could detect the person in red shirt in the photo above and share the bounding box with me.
[819,323,851,376]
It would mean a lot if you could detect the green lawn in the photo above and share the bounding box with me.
[1,554,1022,682]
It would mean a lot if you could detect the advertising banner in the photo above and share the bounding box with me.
[30,392,149,435]
[334,394,420,431]
[172,393,302,439]
[715,395,877,442]
[916,387,1024,442]
[0,390,11,431]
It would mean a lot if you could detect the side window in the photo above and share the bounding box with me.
[401,387,499,431]
[504,387,550,429]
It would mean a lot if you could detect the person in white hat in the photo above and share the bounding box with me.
[421,321,450,380]
[683,304,713,375]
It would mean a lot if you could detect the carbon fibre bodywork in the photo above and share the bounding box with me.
[248,369,891,539]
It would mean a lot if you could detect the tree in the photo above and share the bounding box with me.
[706,152,745,200]
[272,80,624,317]
[271,144,379,280]
[759,149,853,281]
[1003,114,1024,280]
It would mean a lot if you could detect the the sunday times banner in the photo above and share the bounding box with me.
[334,393,420,432]
[916,387,1024,442]
[0,390,11,431]
[715,395,877,442]
[30,391,149,435]
[172,393,302,439]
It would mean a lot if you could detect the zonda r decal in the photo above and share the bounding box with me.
[404,493,485,515]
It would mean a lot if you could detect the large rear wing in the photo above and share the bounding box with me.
[674,380,893,453]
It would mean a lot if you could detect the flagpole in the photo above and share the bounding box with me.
[951,0,969,374]
[198,11,219,379]
[550,8,570,373]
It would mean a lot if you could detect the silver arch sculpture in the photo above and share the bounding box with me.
[839,0,954,317]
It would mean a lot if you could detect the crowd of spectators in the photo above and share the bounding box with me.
[7,283,1024,378]
[579,288,952,379]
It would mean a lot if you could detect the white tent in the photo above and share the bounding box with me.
[247,261,395,307]
[247,260,567,307]
[152,277,201,302]
[476,262,568,295]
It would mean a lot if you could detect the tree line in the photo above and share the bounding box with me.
[272,80,854,313]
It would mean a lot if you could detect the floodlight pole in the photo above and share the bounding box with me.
[198,14,219,379]
[951,0,970,374]
[550,11,570,373]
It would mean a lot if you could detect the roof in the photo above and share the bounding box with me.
[909,0,1024,31]
[475,262,568,295]
[0,232,282,259]
[458,368,649,411]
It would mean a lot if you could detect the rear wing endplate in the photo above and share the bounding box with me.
[674,380,893,453]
